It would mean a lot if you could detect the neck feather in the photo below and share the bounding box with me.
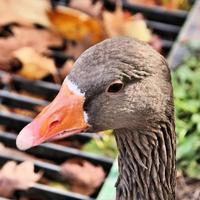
[114,122,176,200]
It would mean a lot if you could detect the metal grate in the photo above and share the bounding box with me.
[0,0,192,199]
[0,70,113,200]
[122,1,188,55]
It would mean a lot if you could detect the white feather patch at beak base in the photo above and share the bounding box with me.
[64,77,89,124]
[16,81,90,151]
[64,77,85,97]
[84,111,89,123]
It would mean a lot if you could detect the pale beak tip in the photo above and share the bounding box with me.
[16,127,35,151]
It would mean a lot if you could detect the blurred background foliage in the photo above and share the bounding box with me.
[173,42,200,179]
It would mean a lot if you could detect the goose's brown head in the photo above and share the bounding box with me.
[16,37,173,150]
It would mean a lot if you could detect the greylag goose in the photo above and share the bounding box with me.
[16,37,176,200]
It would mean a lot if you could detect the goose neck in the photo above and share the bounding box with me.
[114,123,176,200]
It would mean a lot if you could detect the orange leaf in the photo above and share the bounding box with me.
[47,7,105,44]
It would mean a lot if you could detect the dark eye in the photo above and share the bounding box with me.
[106,80,124,94]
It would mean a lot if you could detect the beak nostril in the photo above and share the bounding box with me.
[49,120,60,130]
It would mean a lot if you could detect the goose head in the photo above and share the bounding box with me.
[16,36,173,151]
[16,37,175,200]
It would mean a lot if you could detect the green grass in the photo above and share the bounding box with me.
[173,43,200,178]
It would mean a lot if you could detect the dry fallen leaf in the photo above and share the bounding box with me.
[0,104,36,118]
[13,47,57,80]
[127,0,190,10]
[17,90,45,101]
[47,6,105,44]
[0,143,53,165]
[9,107,37,118]
[0,125,6,131]
[0,160,42,198]
[0,0,51,26]
[69,0,103,17]
[0,105,10,113]
[127,0,157,7]
[59,59,74,80]
[176,172,200,200]
[149,35,162,52]
[124,13,152,42]
[0,143,38,161]
[0,24,63,69]
[102,6,125,37]
[103,7,152,42]
[0,73,12,86]
[65,40,89,59]
[61,158,105,195]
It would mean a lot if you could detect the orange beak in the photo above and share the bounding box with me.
[16,83,89,150]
